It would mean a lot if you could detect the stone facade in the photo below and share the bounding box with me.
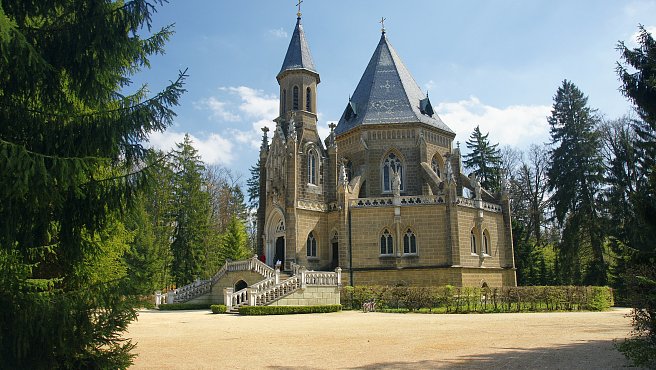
[256,16,517,288]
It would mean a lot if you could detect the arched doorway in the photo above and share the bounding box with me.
[274,236,285,269]
[264,208,285,268]
[234,280,247,292]
[330,232,339,270]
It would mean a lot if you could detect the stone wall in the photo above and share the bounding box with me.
[267,286,340,306]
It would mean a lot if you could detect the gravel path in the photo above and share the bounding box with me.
[126,308,636,369]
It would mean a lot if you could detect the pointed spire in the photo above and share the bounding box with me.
[277,13,318,81]
[335,30,453,136]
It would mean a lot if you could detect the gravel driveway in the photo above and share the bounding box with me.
[126,308,636,369]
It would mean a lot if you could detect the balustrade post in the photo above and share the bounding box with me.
[224,288,233,311]
[275,269,280,284]
[335,267,342,287]
[300,268,307,289]
[248,287,257,306]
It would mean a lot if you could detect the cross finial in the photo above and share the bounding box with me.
[380,17,386,33]
[296,0,303,18]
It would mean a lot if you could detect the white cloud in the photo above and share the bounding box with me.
[424,80,436,92]
[435,96,551,149]
[148,130,235,165]
[268,28,288,39]
[194,96,240,122]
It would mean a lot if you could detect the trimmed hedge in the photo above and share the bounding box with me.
[211,304,227,314]
[239,304,342,316]
[341,285,613,313]
[158,303,212,311]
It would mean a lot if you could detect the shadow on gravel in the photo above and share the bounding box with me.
[343,340,637,369]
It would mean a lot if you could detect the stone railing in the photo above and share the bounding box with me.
[350,195,446,208]
[168,256,274,304]
[224,267,342,311]
[455,196,502,213]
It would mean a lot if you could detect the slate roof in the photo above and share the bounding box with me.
[277,17,317,80]
[335,32,453,136]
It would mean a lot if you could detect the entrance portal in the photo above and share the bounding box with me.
[274,236,285,269]
[331,241,339,270]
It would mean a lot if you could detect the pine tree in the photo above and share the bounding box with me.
[247,159,261,209]
[0,1,185,367]
[463,125,502,191]
[170,134,211,286]
[616,25,656,365]
[220,215,252,262]
[547,80,606,285]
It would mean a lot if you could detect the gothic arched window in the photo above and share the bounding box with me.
[431,156,441,178]
[293,86,299,110]
[403,228,417,254]
[482,229,490,255]
[380,228,393,255]
[470,229,477,254]
[382,152,403,193]
[306,232,317,258]
[282,89,287,113]
[308,150,318,185]
[306,87,312,112]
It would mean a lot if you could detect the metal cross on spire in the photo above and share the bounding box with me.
[380,17,386,33]
[296,0,303,18]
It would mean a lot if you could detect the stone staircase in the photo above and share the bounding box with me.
[163,257,342,312]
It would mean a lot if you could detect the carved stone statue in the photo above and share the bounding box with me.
[338,162,348,188]
[392,168,401,197]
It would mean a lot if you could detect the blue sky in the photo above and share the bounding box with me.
[134,0,656,178]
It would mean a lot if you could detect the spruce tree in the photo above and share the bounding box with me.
[220,215,251,262]
[0,1,184,367]
[547,80,606,285]
[616,25,656,366]
[463,125,502,191]
[170,134,211,286]
[247,159,261,209]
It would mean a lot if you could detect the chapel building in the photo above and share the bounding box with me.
[256,14,517,287]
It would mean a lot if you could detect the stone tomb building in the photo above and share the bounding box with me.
[256,15,516,287]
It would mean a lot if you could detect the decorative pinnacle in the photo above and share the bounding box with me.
[329,122,336,132]
[296,0,303,18]
[380,17,386,33]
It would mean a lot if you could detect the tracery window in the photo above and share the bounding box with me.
[482,229,490,255]
[282,89,287,113]
[306,87,311,112]
[431,157,441,178]
[306,232,317,258]
[470,229,477,254]
[403,229,417,254]
[308,150,318,185]
[380,229,393,255]
[293,86,299,110]
[382,152,403,193]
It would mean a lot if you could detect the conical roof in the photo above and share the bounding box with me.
[277,17,317,80]
[335,32,453,135]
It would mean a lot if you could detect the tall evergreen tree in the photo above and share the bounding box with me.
[616,25,656,367]
[0,1,185,367]
[547,80,606,285]
[463,125,502,191]
[247,159,260,210]
[220,214,252,262]
[170,134,211,286]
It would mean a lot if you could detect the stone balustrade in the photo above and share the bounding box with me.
[224,266,342,311]
[350,195,445,208]
[455,196,502,212]
[167,256,275,304]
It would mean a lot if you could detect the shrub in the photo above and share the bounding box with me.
[239,305,342,315]
[340,286,613,313]
[158,303,211,311]
[210,305,227,314]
